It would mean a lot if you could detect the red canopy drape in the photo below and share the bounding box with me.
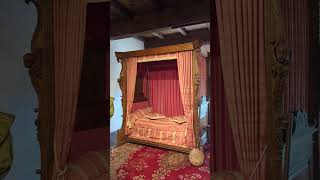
[53,0,87,179]
[211,4,240,170]
[215,0,268,179]
[147,64,184,117]
[125,57,138,132]
[177,51,196,148]
[212,50,240,172]
[280,0,309,112]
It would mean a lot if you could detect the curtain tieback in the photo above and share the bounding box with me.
[54,139,71,180]
[249,145,268,180]
[57,165,69,180]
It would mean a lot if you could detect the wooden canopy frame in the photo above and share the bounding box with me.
[115,41,202,153]
[115,41,200,59]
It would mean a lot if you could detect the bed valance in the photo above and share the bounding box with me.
[115,41,201,61]
[115,42,205,153]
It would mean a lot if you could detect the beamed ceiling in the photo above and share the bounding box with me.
[110,0,211,51]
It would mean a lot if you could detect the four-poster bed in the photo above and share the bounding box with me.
[20,0,320,178]
[115,42,207,155]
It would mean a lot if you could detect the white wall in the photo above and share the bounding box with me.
[0,1,40,180]
[110,38,144,132]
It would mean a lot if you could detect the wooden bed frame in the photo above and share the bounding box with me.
[115,41,202,153]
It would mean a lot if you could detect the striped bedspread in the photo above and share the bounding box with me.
[127,107,189,148]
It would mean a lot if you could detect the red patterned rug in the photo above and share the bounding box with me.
[110,143,210,180]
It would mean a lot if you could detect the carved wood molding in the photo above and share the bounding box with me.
[116,59,127,146]
[23,0,42,143]
[23,0,55,179]
[265,0,291,179]
[268,39,291,180]
[193,49,201,148]
[23,1,42,141]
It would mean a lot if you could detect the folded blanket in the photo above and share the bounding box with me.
[127,107,152,129]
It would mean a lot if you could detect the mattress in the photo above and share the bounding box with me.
[127,107,189,148]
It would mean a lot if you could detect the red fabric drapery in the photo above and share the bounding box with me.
[147,65,184,117]
[212,52,240,172]
[53,0,87,179]
[211,4,239,170]
[131,101,149,112]
[177,51,195,148]
[280,0,309,112]
[125,57,138,131]
[198,55,207,97]
[215,0,268,179]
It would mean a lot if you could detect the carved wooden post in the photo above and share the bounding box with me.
[24,0,55,179]
[193,49,201,148]
[23,0,42,142]
[117,58,127,146]
[267,39,291,180]
[264,0,291,179]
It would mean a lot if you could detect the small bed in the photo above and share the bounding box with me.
[126,107,189,148]
[116,42,207,153]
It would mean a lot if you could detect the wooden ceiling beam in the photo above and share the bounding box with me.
[207,23,210,30]
[132,36,145,42]
[110,1,209,39]
[111,0,134,19]
[177,27,188,36]
[144,28,210,49]
[152,32,165,39]
[87,0,109,3]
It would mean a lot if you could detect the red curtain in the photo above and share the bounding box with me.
[211,4,240,170]
[215,0,268,179]
[280,0,309,112]
[53,0,87,179]
[125,57,138,132]
[212,53,240,172]
[177,51,196,148]
[147,66,184,117]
